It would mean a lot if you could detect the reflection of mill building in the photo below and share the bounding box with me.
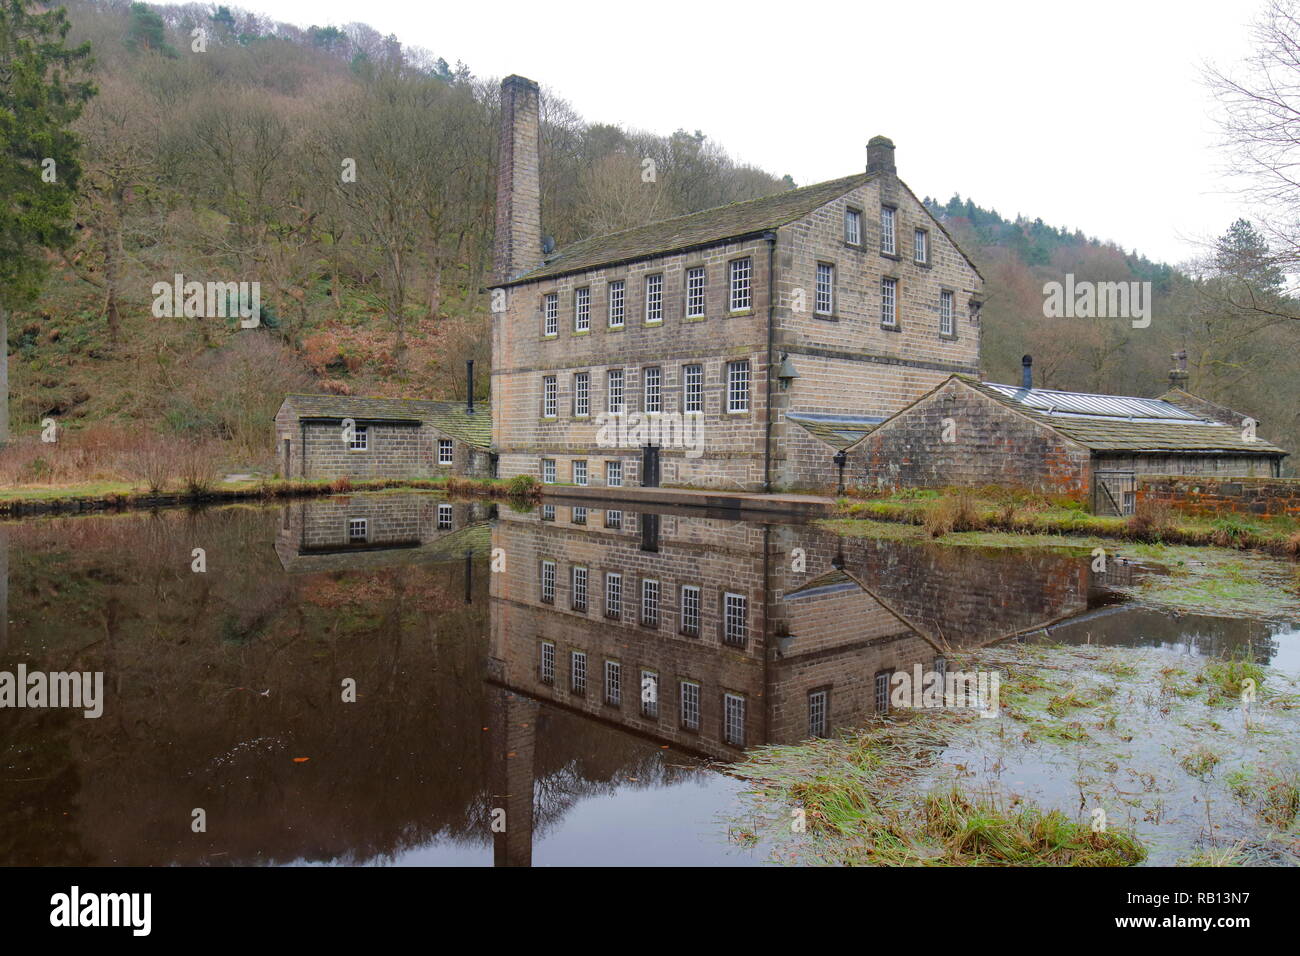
[481,502,1119,864]
[486,503,1106,759]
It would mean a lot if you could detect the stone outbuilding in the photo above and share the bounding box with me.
[848,373,1287,514]
[274,394,493,480]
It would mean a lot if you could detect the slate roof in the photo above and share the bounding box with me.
[280,394,492,449]
[503,172,875,285]
[1158,387,1250,426]
[786,411,887,450]
[965,379,1286,456]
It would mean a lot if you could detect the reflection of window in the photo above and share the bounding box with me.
[572,565,588,611]
[640,670,659,718]
[437,503,452,529]
[539,642,555,684]
[605,510,623,529]
[808,689,828,738]
[350,426,368,451]
[540,560,556,604]
[641,579,660,627]
[604,660,621,706]
[723,592,747,645]
[680,585,700,636]
[571,652,586,695]
[572,505,587,525]
[875,670,892,713]
[348,518,367,542]
[540,504,555,521]
[680,680,700,731]
[724,693,746,746]
[605,572,621,619]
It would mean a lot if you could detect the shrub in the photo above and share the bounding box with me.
[125,438,177,493]
[176,441,219,497]
[506,474,541,499]
[1127,498,1174,538]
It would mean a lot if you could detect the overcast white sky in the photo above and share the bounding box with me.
[244,0,1263,266]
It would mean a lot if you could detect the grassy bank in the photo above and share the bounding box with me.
[0,474,541,519]
[726,643,1300,866]
[835,488,1300,558]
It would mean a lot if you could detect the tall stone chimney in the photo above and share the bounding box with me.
[867,135,896,175]
[494,75,543,284]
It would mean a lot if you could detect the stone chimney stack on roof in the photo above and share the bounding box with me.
[867,135,896,175]
[494,75,542,284]
[1168,350,1189,389]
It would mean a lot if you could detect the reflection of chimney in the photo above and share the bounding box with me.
[494,75,542,283]
[1021,354,1033,390]
[488,689,538,867]
[866,135,896,175]
[1168,350,1189,389]
[466,359,475,414]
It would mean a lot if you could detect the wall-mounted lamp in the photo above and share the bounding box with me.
[833,449,848,496]
[777,353,800,390]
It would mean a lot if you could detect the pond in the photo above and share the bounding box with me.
[0,492,1294,866]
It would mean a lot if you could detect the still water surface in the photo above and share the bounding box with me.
[0,493,1291,866]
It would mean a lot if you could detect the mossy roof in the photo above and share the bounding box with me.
[280,394,491,449]
[502,172,876,285]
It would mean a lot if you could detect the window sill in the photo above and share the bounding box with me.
[938,332,958,342]
[813,312,839,322]
[728,308,754,317]
[684,315,707,323]
[542,333,558,340]
[880,251,901,262]
[880,323,902,333]
[607,324,625,332]
[842,241,864,252]
[914,259,932,269]
[573,329,590,336]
